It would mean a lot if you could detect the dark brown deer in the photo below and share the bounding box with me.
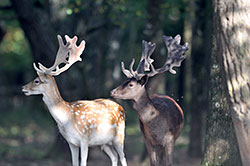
[111,35,188,166]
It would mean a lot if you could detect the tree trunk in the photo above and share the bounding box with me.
[212,0,250,165]
[144,0,166,95]
[0,21,6,43]
[10,0,57,64]
[188,0,211,157]
[10,0,70,158]
[201,30,242,166]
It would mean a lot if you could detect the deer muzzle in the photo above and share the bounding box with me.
[22,85,31,96]
[110,88,118,98]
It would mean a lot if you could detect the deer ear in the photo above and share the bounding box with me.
[139,75,148,86]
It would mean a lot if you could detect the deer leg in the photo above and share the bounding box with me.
[113,140,127,166]
[164,134,174,166]
[80,143,88,166]
[140,121,163,166]
[69,143,79,166]
[103,145,118,166]
[149,149,158,166]
[144,140,168,166]
[165,143,174,166]
[156,146,168,166]
[142,138,158,166]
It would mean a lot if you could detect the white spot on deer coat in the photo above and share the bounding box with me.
[90,124,96,129]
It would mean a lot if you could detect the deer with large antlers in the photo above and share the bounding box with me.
[111,35,188,166]
[22,35,127,166]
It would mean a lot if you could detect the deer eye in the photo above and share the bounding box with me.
[34,79,40,84]
[128,83,134,88]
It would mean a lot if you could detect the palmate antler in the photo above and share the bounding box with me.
[121,34,188,79]
[34,35,85,76]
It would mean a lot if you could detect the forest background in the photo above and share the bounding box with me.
[0,0,249,166]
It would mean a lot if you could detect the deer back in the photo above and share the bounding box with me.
[66,99,125,144]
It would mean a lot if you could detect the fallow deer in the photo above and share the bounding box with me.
[111,35,188,166]
[22,35,127,166]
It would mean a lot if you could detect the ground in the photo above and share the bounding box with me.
[0,105,201,166]
[0,132,201,166]
[0,149,201,166]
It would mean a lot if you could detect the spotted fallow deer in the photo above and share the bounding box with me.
[22,35,127,166]
[111,35,188,166]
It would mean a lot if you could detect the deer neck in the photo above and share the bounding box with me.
[42,82,72,126]
[42,85,63,108]
[132,89,159,122]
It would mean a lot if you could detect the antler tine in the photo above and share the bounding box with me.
[46,35,86,76]
[129,58,136,76]
[147,34,188,77]
[33,62,44,73]
[121,61,133,78]
[120,59,136,78]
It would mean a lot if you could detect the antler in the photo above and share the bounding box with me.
[34,35,85,76]
[120,34,188,80]
[121,40,156,79]
[147,35,188,77]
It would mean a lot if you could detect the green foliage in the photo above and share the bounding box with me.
[108,0,147,27]
[0,0,32,73]
[0,21,32,73]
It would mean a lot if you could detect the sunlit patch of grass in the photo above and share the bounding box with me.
[124,123,145,161]
[126,123,141,136]
[175,121,190,148]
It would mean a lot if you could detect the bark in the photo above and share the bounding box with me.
[213,0,250,165]
[201,29,242,166]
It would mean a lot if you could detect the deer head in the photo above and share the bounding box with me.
[111,35,188,101]
[22,35,85,96]
[22,72,55,96]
